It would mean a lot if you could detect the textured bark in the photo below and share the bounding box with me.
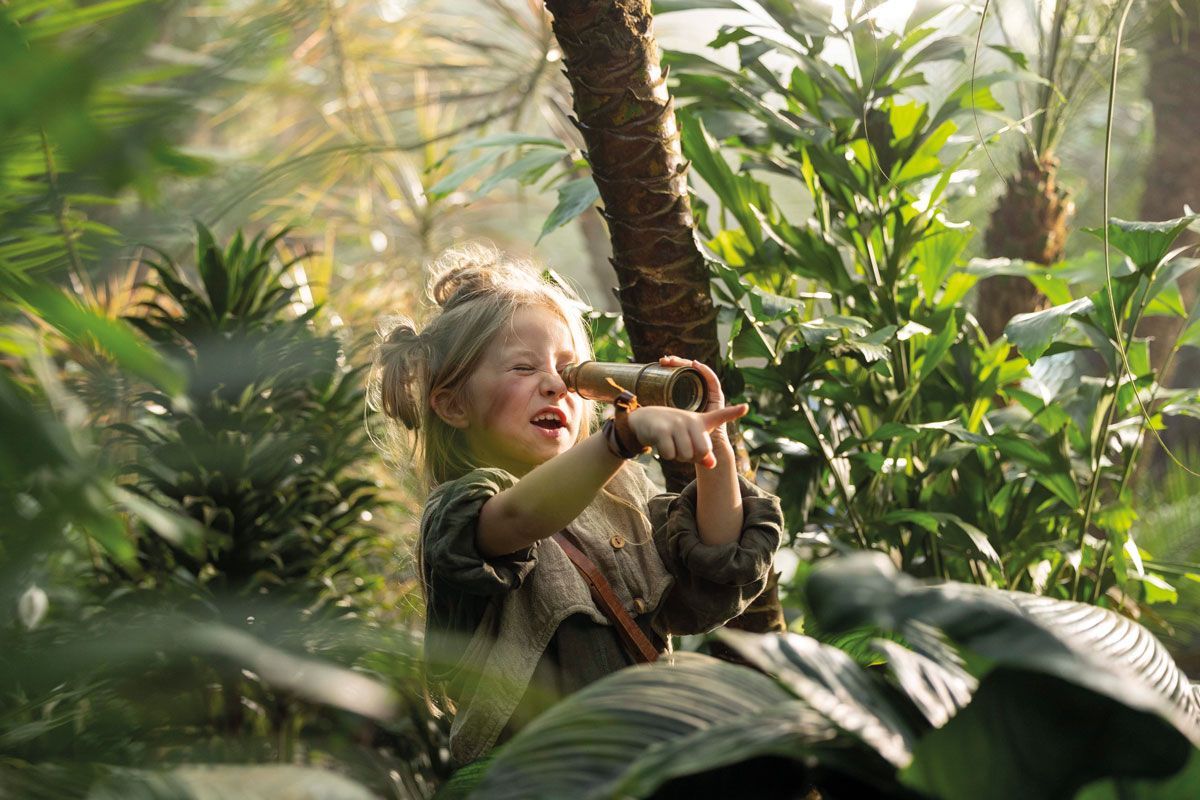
[1137,0,1200,475]
[544,0,716,368]
[545,0,785,637]
[978,152,1074,341]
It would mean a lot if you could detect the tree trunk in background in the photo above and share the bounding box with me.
[544,0,786,637]
[1137,0,1200,478]
[978,151,1074,341]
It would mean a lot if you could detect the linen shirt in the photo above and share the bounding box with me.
[419,459,784,767]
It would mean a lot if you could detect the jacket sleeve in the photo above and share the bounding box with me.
[647,473,784,636]
[422,466,537,596]
[421,467,540,681]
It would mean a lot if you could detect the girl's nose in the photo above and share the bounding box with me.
[542,369,567,397]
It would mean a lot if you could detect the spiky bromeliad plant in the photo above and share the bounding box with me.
[106,225,383,622]
[0,242,416,796]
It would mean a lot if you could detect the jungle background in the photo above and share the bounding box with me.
[4,0,1200,797]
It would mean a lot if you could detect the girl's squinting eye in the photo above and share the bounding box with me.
[514,365,536,372]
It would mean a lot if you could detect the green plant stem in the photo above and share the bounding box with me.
[931,523,946,580]
[1087,292,1154,597]
[1075,0,1140,601]
[798,402,869,548]
[1091,539,1112,604]
[1073,372,1120,601]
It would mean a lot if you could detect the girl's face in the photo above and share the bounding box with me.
[454,304,585,477]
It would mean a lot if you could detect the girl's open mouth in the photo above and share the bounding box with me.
[532,410,568,434]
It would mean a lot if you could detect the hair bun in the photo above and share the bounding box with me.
[378,314,421,345]
[427,242,533,309]
[372,314,427,431]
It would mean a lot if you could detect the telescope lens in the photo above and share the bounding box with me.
[671,373,702,411]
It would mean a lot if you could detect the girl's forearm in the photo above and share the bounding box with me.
[476,429,624,558]
[695,439,743,546]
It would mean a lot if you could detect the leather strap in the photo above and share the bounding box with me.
[552,531,661,664]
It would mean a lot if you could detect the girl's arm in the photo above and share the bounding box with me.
[661,355,744,547]
[477,402,750,559]
[694,436,744,547]
[476,429,624,558]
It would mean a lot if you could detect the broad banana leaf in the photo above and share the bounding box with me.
[465,554,1200,800]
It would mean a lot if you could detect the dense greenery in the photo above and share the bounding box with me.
[105,226,380,618]
[661,1,1200,609]
[466,554,1200,800]
[3,0,1199,797]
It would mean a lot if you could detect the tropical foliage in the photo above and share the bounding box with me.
[650,0,1200,609]
[104,225,381,619]
[464,553,1200,800]
[4,0,1200,797]
[430,1,1199,612]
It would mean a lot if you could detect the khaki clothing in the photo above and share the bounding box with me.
[419,460,784,767]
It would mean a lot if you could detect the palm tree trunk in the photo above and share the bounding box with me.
[542,0,715,378]
[978,151,1074,341]
[544,0,785,636]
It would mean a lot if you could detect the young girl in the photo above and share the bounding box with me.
[370,244,784,768]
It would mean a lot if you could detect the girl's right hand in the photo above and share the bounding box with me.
[625,403,749,469]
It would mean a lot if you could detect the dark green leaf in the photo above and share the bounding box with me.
[537,178,600,242]
[11,281,184,395]
[1004,297,1095,363]
[474,652,800,799]
[1083,216,1200,273]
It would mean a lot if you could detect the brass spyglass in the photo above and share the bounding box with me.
[558,361,707,411]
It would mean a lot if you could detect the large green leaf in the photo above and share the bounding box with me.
[716,629,915,767]
[600,701,838,799]
[904,670,1195,800]
[807,554,1200,799]
[914,219,971,299]
[472,652,804,799]
[537,178,600,242]
[1004,297,1095,363]
[1077,749,1200,799]
[1003,592,1200,722]
[90,764,377,800]
[1083,216,1200,273]
[8,280,184,395]
[870,638,975,728]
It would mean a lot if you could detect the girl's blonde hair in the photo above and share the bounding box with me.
[369,242,643,718]
[368,242,599,490]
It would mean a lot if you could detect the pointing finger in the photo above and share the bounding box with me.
[701,403,748,430]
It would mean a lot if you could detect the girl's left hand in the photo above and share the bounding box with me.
[659,355,734,444]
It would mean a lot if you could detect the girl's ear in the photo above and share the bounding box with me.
[430,387,469,429]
